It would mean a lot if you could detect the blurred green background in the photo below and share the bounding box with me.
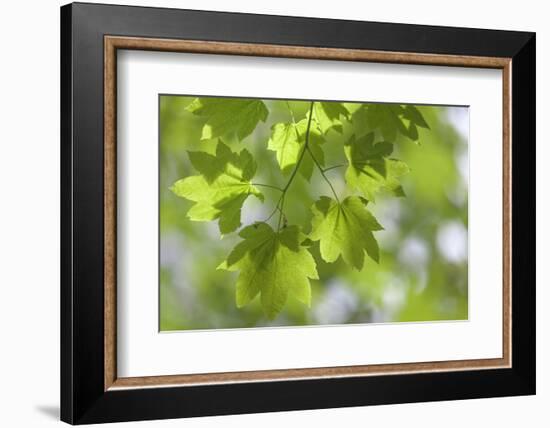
[159,96,468,331]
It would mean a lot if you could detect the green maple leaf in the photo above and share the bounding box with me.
[312,102,350,134]
[352,104,429,144]
[186,97,269,141]
[300,137,325,181]
[218,223,318,319]
[344,133,410,201]
[267,122,302,172]
[400,105,430,141]
[267,118,325,180]
[402,105,430,129]
[310,196,383,270]
[372,104,407,142]
[170,142,264,234]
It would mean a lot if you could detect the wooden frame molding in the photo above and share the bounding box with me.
[104,35,512,391]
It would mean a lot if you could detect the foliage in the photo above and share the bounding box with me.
[343,133,410,201]
[310,196,382,270]
[170,97,434,319]
[186,97,268,141]
[218,223,318,319]
[170,142,263,234]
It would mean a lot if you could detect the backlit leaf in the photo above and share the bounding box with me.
[402,105,430,129]
[267,122,302,172]
[219,223,318,319]
[170,141,263,234]
[186,97,268,141]
[310,196,382,270]
[352,104,429,144]
[312,102,350,134]
[267,118,325,180]
[344,133,410,201]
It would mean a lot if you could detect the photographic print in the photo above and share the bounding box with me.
[62,6,534,422]
[159,95,469,330]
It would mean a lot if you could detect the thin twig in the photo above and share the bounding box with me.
[306,146,340,203]
[322,164,347,173]
[323,161,372,173]
[285,100,296,123]
[262,202,283,223]
[251,183,284,192]
[277,101,315,231]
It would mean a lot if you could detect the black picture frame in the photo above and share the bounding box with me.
[61,2,535,424]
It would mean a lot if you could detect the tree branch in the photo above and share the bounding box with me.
[306,146,340,203]
[251,183,284,192]
[277,101,315,230]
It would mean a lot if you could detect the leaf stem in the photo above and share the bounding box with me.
[251,183,284,192]
[306,146,340,203]
[323,161,372,173]
[262,204,283,223]
[323,164,347,173]
[276,101,315,231]
[285,101,296,123]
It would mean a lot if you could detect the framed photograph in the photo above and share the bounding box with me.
[60,2,535,424]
